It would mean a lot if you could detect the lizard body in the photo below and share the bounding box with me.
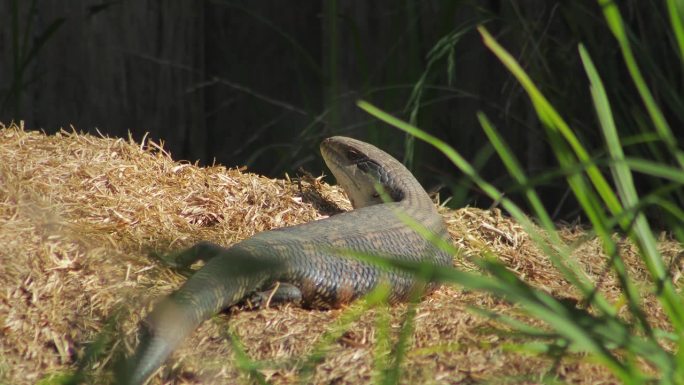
[125,136,452,384]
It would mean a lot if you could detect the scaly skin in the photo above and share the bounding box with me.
[124,137,452,385]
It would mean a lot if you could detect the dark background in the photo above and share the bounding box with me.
[2,1,681,221]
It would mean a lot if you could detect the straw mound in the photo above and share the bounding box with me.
[0,122,678,384]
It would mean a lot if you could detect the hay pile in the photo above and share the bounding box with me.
[0,122,677,384]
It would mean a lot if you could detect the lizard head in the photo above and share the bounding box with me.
[320,136,406,208]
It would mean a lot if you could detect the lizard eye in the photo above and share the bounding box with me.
[346,149,364,162]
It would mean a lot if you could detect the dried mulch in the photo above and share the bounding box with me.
[0,122,680,384]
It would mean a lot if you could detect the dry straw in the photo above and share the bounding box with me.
[0,122,678,384]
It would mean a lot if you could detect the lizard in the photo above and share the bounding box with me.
[123,136,452,384]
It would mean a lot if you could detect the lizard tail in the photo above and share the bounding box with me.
[123,249,277,385]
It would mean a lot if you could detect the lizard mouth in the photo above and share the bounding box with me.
[321,140,359,188]
[320,137,376,208]
[320,137,350,163]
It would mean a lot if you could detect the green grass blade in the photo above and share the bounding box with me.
[372,304,392,384]
[477,26,623,219]
[599,0,684,168]
[475,30,635,330]
[476,112,617,315]
[666,0,684,63]
[479,25,684,344]
[477,112,554,231]
[381,301,417,385]
[355,100,679,382]
[578,43,660,339]
[357,100,617,317]
[625,157,684,183]
[579,45,684,332]
[579,43,672,282]
[297,285,391,385]
[363,97,614,295]
[341,248,657,384]
[226,330,269,385]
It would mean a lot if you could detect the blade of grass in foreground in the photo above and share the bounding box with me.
[599,0,684,169]
[624,158,684,184]
[476,112,611,312]
[474,28,655,341]
[479,25,684,344]
[579,40,682,321]
[477,26,621,253]
[355,100,676,383]
[477,27,623,222]
[338,247,662,384]
[371,302,393,384]
[579,41,684,383]
[358,99,614,317]
[222,323,269,385]
[211,284,400,385]
[577,42,660,340]
[296,284,392,385]
[666,0,684,61]
[477,112,553,230]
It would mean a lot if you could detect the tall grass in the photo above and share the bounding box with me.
[355,1,684,382]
